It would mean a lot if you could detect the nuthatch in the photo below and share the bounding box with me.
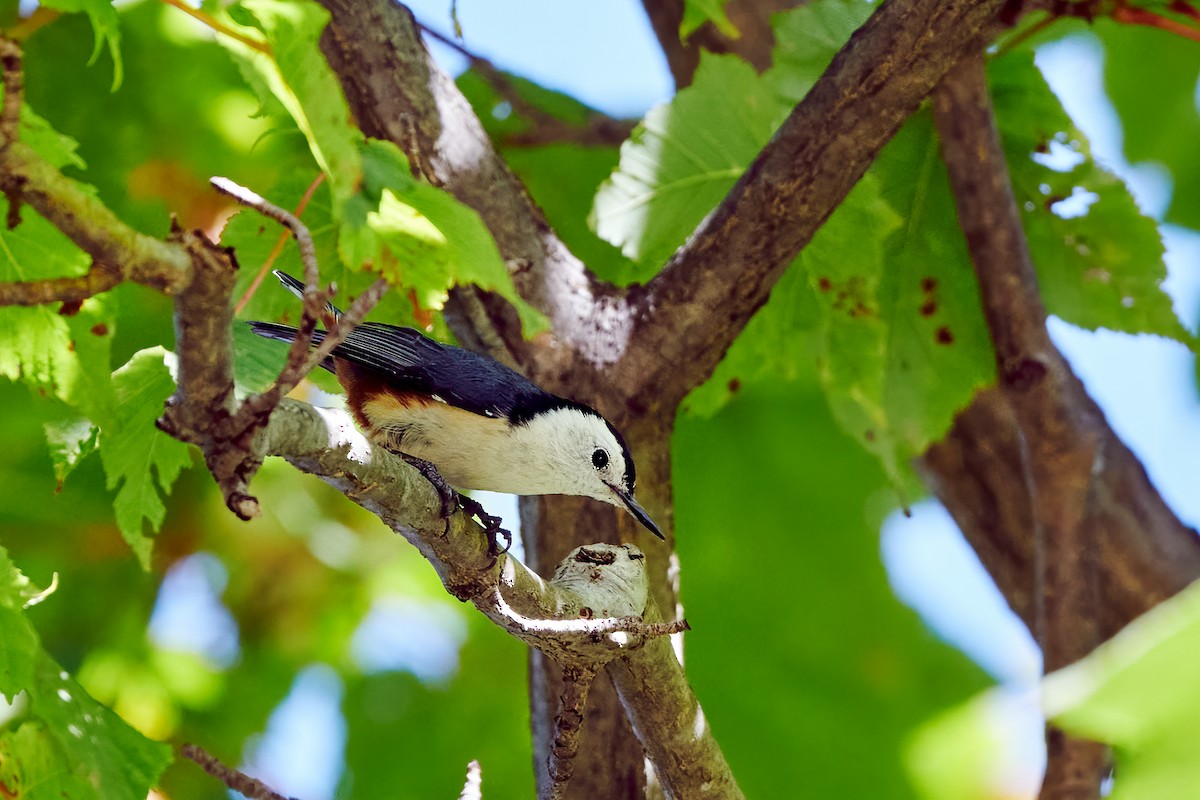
[249,271,663,545]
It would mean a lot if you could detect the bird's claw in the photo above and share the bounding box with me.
[398,453,460,519]
[398,453,512,559]
[457,494,513,560]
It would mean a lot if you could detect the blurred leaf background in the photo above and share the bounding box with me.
[1,0,1199,798]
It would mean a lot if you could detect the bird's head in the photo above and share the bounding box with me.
[514,403,664,540]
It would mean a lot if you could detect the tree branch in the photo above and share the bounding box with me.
[620,0,1007,410]
[0,260,123,306]
[181,744,293,800]
[931,50,1113,798]
[260,400,736,798]
[0,38,191,298]
[639,0,798,90]
[317,0,628,380]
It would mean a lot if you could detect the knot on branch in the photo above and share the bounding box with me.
[1002,356,1048,392]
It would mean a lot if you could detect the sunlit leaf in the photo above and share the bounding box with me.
[226,0,363,206]
[591,53,784,274]
[1045,579,1200,799]
[0,206,116,428]
[98,348,192,568]
[0,547,40,696]
[20,106,86,171]
[43,416,99,488]
[340,139,546,334]
[592,0,871,276]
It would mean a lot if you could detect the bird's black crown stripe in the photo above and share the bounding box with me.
[510,396,635,491]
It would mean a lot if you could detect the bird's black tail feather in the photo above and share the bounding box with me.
[272,270,343,319]
[245,321,337,373]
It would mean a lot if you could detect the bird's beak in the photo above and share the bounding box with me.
[608,483,664,540]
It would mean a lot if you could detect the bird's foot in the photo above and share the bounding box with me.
[456,494,513,559]
[398,453,512,558]
[398,453,460,520]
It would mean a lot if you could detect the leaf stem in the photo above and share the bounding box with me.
[159,0,272,55]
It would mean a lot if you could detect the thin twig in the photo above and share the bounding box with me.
[181,743,294,800]
[548,665,597,800]
[212,178,318,288]
[417,22,635,148]
[160,0,272,54]
[234,172,327,315]
[1113,1,1200,41]
[211,176,333,407]
[1171,0,1200,22]
[7,8,62,42]
[0,262,123,306]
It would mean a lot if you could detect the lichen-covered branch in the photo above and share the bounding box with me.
[261,400,732,797]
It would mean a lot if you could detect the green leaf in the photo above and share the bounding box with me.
[990,52,1191,345]
[592,0,869,275]
[1101,22,1200,230]
[591,53,786,274]
[872,114,996,475]
[904,691,1014,800]
[98,348,192,568]
[682,260,820,417]
[226,0,363,207]
[803,175,907,484]
[0,201,116,426]
[340,139,546,334]
[676,380,988,799]
[0,547,171,798]
[1044,578,1200,799]
[41,0,123,89]
[0,547,39,697]
[43,416,100,488]
[767,0,875,104]
[20,106,86,171]
[681,0,738,38]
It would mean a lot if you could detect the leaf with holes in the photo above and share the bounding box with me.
[991,52,1192,345]
[0,549,170,799]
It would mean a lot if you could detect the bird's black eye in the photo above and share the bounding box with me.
[592,449,609,470]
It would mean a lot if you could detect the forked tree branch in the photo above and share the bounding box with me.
[619,0,1007,411]
[932,50,1112,797]
[262,400,734,799]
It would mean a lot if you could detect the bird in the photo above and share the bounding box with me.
[248,270,663,551]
